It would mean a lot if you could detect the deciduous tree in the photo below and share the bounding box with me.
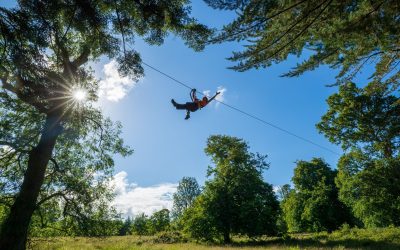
[336,151,400,227]
[317,82,400,158]
[317,73,400,228]
[172,177,201,219]
[132,213,149,236]
[183,135,279,243]
[0,1,210,249]
[148,209,170,234]
[281,158,353,232]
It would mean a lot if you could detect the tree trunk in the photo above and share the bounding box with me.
[223,230,230,244]
[383,142,393,159]
[0,115,62,250]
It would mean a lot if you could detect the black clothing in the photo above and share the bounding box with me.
[171,98,198,120]
[175,102,199,112]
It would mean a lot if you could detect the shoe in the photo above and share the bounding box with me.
[185,113,190,120]
[171,99,177,107]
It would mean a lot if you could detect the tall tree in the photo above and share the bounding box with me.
[317,76,400,227]
[0,1,210,249]
[205,0,400,90]
[281,158,353,232]
[317,82,400,158]
[119,217,133,236]
[336,151,400,227]
[148,209,170,234]
[276,184,292,201]
[131,213,149,236]
[172,177,201,219]
[183,135,279,243]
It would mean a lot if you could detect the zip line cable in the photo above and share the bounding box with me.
[141,61,340,156]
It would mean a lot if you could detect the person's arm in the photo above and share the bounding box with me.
[190,89,197,101]
[207,92,220,103]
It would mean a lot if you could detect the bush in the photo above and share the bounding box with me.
[153,231,187,244]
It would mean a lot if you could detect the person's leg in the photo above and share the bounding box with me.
[171,99,187,110]
[184,102,199,120]
[186,102,199,112]
[185,111,190,120]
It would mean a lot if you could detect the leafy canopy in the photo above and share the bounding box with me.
[317,82,400,158]
[205,0,400,90]
[172,177,201,219]
[316,61,400,228]
[0,0,210,237]
[282,158,353,232]
[182,135,280,242]
[336,152,400,227]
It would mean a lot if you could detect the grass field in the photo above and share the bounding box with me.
[30,227,400,250]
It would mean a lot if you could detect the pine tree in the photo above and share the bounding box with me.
[205,0,400,90]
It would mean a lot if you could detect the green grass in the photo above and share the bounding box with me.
[30,227,400,250]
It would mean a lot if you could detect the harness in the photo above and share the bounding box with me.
[190,89,207,109]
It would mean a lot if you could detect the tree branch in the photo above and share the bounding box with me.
[72,46,90,68]
[244,0,330,60]
[0,141,29,153]
[235,0,333,71]
[36,190,66,207]
[49,157,62,172]
[208,0,310,43]
[2,74,49,113]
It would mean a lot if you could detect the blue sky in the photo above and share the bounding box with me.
[3,1,349,216]
[98,1,342,188]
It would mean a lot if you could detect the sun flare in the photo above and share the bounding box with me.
[72,89,87,102]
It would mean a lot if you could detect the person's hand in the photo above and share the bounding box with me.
[216,91,221,95]
[192,88,197,92]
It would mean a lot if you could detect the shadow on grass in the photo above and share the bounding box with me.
[224,236,400,250]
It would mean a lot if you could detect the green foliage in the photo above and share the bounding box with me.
[1,95,128,236]
[153,231,187,244]
[180,195,219,242]
[148,209,170,234]
[130,209,171,236]
[205,0,400,91]
[317,82,400,158]
[119,217,133,236]
[28,227,400,249]
[319,226,400,247]
[336,153,400,227]
[276,184,291,201]
[281,158,353,232]
[182,135,280,242]
[281,190,305,232]
[172,177,201,219]
[132,213,150,236]
[318,82,400,227]
[0,0,211,244]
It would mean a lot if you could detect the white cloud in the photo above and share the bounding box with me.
[203,86,227,107]
[215,86,227,106]
[273,186,280,194]
[98,60,137,102]
[202,90,211,97]
[110,171,177,218]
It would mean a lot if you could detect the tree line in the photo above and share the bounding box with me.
[16,128,400,243]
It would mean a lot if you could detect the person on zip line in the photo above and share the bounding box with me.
[171,88,220,120]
